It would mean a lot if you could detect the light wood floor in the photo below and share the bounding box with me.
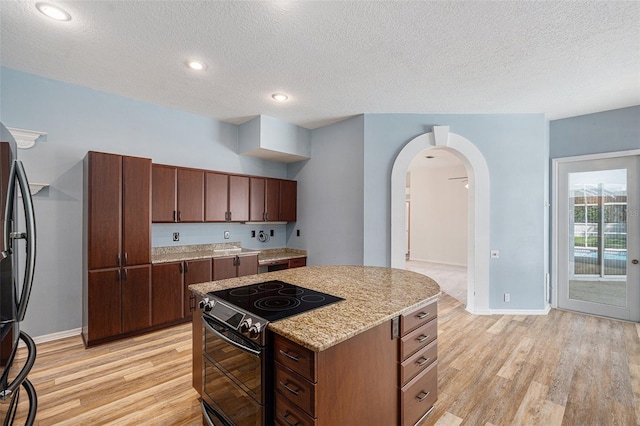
[9,293,640,425]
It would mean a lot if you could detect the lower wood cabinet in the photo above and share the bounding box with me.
[213,254,258,280]
[152,258,212,325]
[84,264,151,344]
[183,259,211,320]
[152,262,184,326]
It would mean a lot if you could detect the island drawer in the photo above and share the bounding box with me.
[400,338,437,386]
[401,361,438,426]
[275,363,316,417]
[275,392,317,426]
[274,334,317,382]
[400,317,437,360]
[401,300,437,335]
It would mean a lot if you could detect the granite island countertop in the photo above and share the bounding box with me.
[189,265,440,352]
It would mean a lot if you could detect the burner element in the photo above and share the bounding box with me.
[254,296,301,312]
[257,282,284,291]
[300,294,326,303]
[229,287,259,297]
[279,288,305,296]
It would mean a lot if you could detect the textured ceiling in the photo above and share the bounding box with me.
[1,1,638,129]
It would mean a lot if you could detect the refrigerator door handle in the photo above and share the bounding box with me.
[12,161,37,322]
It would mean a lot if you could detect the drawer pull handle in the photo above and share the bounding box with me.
[417,356,431,366]
[280,381,300,396]
[279,350,300,362]
[417,390,430,402]
[417,334,431,343]
[417,312,430,319]
[281,413,300,426]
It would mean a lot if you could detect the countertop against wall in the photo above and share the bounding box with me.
[190,265,441,351]
[151,243,307,265]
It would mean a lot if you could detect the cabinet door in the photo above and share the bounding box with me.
[184,259,211,319]
[229,175,250,222]
[213,257,237,281]
[87,268,122,341]
[152,262,184,325]
[122,156,151,265]
[205,172,228,222]
[249,177,265,221]
[152,164,177,222]
[87,152,122,270]
[237,254,258,277]
[265,178,279,222]
[177,168,204,222]
[122,264,152,333]
[279,180,297,222]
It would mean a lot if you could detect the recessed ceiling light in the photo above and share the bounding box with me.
[36,3,71,21]
[272,93,289,102]
[186,60,206,71]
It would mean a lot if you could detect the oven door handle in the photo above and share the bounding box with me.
[202,316,261,355]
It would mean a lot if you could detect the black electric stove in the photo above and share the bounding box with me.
[201,280,344,346]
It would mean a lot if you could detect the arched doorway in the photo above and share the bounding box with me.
[391,126,490,314]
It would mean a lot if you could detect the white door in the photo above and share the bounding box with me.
[557,155,640,322]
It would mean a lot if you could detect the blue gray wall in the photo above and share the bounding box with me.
[362,114,549,310]
[0,67,288,337]
[550,106,640,158]
[286,116,365,265]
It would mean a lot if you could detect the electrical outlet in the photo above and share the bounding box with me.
[491,250,500,258]
[224,231,230,239]
[172,232,179,241]
[504,293,510,302]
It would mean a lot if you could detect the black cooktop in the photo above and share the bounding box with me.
[207,280,344,322]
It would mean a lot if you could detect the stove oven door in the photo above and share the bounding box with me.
[202,315,266,426]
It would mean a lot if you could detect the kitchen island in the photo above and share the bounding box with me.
[190,265,441,426]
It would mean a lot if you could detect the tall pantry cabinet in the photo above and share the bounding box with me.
[82,151,152,347]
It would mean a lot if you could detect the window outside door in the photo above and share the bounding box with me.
[557,156,639,322]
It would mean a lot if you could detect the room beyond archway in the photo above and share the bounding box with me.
[406,148,468,304]
[390,127,490,314]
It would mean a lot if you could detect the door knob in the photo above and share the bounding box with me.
[632,259,639,265]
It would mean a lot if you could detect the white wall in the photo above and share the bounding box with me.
[409,165,467,265]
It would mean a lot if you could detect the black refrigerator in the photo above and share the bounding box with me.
[0,122,37,425]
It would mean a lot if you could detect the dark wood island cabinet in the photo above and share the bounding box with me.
[189,265,440,426]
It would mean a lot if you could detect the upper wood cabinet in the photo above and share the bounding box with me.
[154,163,297,223]
[249,177,265,222]
[152,165,204,222]
[279,179,297,222]
[177,168,204,222]
[250,177,297,222]
[151,165,177,222]
[86,151,151,270]
[205,172,249,222]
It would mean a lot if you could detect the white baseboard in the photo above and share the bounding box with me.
[489,305,552,316]
[18,328,82,347]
